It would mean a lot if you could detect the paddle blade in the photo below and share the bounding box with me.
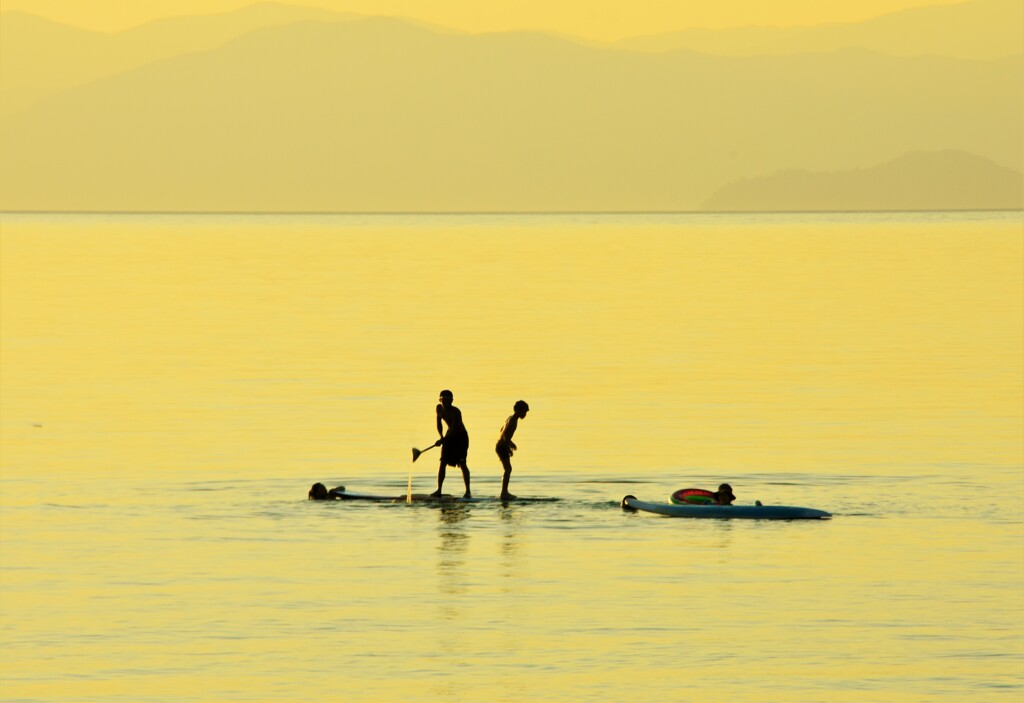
[412,448,422,462]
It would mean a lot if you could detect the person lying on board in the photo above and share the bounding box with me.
[431,389,472,499]
[495,400,529,501]
[711,483,736,505]
[308,482,344,500]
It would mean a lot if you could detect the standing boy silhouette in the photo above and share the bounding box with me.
[431,390,471,498]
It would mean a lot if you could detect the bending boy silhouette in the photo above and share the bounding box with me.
[495,400,529,500]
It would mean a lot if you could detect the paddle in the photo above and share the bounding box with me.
[411,440,441,462]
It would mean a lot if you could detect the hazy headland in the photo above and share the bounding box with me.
[1,0,1021,212]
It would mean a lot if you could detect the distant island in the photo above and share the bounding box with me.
[703,151,1023,212]
[1,0,1021,213]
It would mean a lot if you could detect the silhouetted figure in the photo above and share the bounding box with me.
[431,390,471,498]
[496,400,529,500]
[308,482,343,500]
[711,483,736,505]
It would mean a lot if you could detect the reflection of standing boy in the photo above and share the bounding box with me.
[495,400,529,500]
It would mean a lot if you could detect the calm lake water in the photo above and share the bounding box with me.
[1,212,1022,702]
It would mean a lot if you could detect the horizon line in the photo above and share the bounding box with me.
[2,208,1022,217]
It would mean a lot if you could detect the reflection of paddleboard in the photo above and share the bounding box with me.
[671,488,714,505]
[331,487,559,504]
[622,495,831,520]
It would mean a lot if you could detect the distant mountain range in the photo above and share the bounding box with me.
[0,4,352,117]
[617,0,1023,59]
[1,1,1021,212]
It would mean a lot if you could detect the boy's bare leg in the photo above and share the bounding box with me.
[431,462,446,497]
[499,456,515,500]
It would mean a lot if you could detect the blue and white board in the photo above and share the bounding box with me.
[622,495,830,520]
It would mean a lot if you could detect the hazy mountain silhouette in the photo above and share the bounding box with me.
[3,0,1019,118]
[618,0,1023,59]
[703,151,1023,211]
[0,6,1020,212]
[0,3,348,116]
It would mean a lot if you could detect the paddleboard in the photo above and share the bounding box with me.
[331,487,559,504]
[622,495,830,520]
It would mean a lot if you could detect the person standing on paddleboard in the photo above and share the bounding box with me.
[431,390,471,498]
[496,400,529,501]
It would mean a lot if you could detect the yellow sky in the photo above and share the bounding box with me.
[1,0,966,40]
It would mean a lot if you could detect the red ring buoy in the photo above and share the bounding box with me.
[671,488,714,505]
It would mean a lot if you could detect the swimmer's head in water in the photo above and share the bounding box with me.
[308,482,329,500]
